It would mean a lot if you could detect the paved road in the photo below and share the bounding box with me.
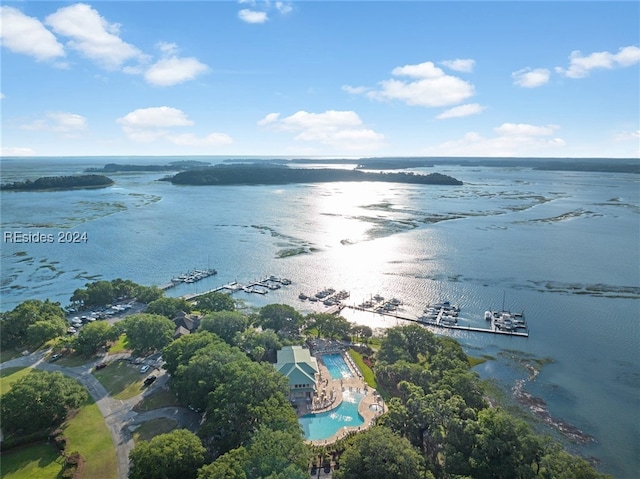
[1,351,201,479]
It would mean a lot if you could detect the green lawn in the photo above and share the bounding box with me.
[0,443,65,479]
[134,388,182,412]
[1,369,117,479]
[349,349,377,389]
[64,398,117,479]
[108,334,130,354]
[0,367,32,394]
[93,359,146,399]
[132,418,178,443]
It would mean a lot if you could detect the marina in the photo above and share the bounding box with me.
[181,275,293,301]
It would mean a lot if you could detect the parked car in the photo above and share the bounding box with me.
[140,364,150,373]
[50,353,62,362]
[143,375,157,386]
[95,362,107,370]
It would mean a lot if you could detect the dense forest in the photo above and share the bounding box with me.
[167,164,463,186]
[0,174,114,191]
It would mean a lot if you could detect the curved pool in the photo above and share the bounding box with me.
[299,391,364,441]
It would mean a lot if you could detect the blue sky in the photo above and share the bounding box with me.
[1,1,639,158]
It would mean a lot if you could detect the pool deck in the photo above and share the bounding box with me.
[302,350,386,446]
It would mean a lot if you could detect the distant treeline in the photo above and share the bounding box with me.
[223,157,640,173]
[166,164,463,186]
[0,174,114,191]
[86,160,210,173]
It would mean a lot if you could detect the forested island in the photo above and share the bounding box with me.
[86,160,211,173]
[165,164,463,186]
[0,174,114,191]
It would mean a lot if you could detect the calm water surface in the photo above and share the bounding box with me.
[1,157,638,477]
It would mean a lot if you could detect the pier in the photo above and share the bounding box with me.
[181,276,292,301]
[342,304,529,338]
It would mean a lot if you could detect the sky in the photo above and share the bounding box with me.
[1,1,639,158]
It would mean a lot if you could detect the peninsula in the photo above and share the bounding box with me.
[0,174,114,191]
[166,164,463,186]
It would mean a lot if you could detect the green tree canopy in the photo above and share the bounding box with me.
[199,311,249,344]
[257,304,303,336]
[333,426,425,479]
[377,324,437,364]
[73,320,117,356]
[233,328,282,363]
[307,313,352,339]
[116,313,175,355]
[163,331,224,376]
[146,296,192,318]
[195,291,236,313]
[1,299,67,346]
[129,429,206,479]
[199,360,300,456]
[171,340,249,410]
[0,370,88,434]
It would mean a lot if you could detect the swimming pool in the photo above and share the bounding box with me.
[321,353,353,379]
[299,391,365,441]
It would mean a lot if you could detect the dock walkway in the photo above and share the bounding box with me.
[342,304,529,338]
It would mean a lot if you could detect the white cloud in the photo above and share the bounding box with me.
[342,85,369,95]
[440,59,475,73]
[1,147,37,156]
[144,56,209,86]
[167,132,233,146]
[556,45,640,79]
[157,41,179,56]
[259,110,386,151]
[0,6,65,61]
[494,123,559,136]
[614,130,640,142]
[275,2,293,14]
[425,122,565,156]
[354,61,474,108]
[117,107,231,147]
[257,112,281,125]
[118,106,193,129]
[21,112,87,133]
[238,9,269,24]
[45,3,146,70]
[436,103,485,119]
[512,67,551,88]
[0,92,5,100]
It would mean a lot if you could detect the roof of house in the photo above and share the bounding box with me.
[275,345,319,387]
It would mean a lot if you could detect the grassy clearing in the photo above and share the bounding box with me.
[55,352,94,367]
[348,349,377,389]
[0,367,32,394]
[64,398,117,479]
[0,442,64,479]
[132,418,178,443]
[108,334,130,354]
[134,388,182,412]
[93,359,145,399]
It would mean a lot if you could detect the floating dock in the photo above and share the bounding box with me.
[342,303,529,338]
[181,276,292,301]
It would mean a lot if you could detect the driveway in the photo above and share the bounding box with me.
[1,351,200,479]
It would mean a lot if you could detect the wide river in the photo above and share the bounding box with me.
[1,157,638,478]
